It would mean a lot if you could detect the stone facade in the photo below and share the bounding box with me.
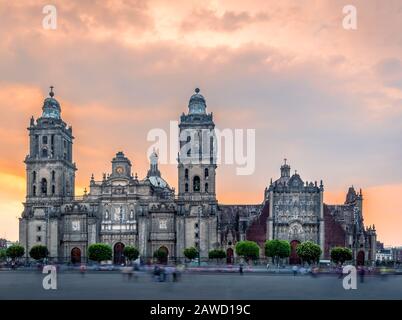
[19,87,377,264]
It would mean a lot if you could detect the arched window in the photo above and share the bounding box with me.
[42,136,48,144]
[51,171,55,182]
[32,171,36,183]
[32,185,36,196]
[41,148,48,158]
[205,183,209,193]
[41,178,47,195]
[193,176,200,192]
[185,169,189,180]
[52,185,55,195]
[185,183,189,192]
[204,168,209,178]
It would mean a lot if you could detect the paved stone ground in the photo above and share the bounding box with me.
[0,271,401,300]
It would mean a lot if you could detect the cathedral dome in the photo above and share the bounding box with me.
[188,88,207,114]
[146,150,169,189]
[42,86,61,119]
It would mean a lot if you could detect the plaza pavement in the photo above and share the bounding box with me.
[0,271,401,300]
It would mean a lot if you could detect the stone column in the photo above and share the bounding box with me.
[319,190,325,258]
[268,191,274,240]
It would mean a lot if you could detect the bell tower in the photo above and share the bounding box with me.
[24,86,76,202]
[176,88,218,260]
[20,86,77,259]
[178,88,217,201]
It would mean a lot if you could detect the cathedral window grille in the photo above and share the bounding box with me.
[185,169,189,180]
[195,232,199,239]
[32,185,36,196]
[159,219,167,230]
[41,148,48,158]
[51,135,55,157]
[52,185,55,195]
[187,149,191,157]
[34,135,39,156]
[36,236,41,242]
[51,171,55,182]
[205,183,209,193]
[63,140,67,160]
[32,171,36,183]
[37,226,41,232]
[193,176,200,192]
[42,136,48,144]
[41,178,47,195]
[185,183,189,192]
[204,168,209,178]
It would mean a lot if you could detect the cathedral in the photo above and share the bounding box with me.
[19,87,377,265]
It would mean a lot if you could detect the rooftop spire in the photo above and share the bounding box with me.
[49,86,54,97]
[280,158,291,178]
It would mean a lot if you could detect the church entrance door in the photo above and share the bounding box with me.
[114,242,125,265]
[157,246,169,264]
[357,250,365,266]
[289,240,301,265]
[71,247,81,264]
[226,248,234,264]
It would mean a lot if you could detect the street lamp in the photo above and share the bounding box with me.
[198,206,202,267]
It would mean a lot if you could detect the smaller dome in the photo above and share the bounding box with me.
[188,88,206,114]
[149,176,168,188]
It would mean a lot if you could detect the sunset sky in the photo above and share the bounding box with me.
[0,0,401,246]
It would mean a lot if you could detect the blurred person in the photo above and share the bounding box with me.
[358,266,365,283]
[80,263,86,277]
[292,265,298,276]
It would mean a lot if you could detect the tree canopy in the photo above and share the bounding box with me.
[183,247,198,260]
[296,241,322,265]
[29,245,49,261]
[235,241,260,261]
[265,239,291,264]
[87,243,112,262]
[123,246,139,262]
[330,247,352,265]
[6,244,25,260]
[208,249,226,260]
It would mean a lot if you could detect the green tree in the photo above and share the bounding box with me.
[296,241,322,265]
[235,241,260,261]
[6,244,25,261]
[0,248,7,261]
[183,247,198,260]
[29,245,49,261]
[208,249,226,263]
[87,243,112,263]
[265,239,291,266]
[123,246,139,263]
[330,247,352,265]
[153,248,168,263]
